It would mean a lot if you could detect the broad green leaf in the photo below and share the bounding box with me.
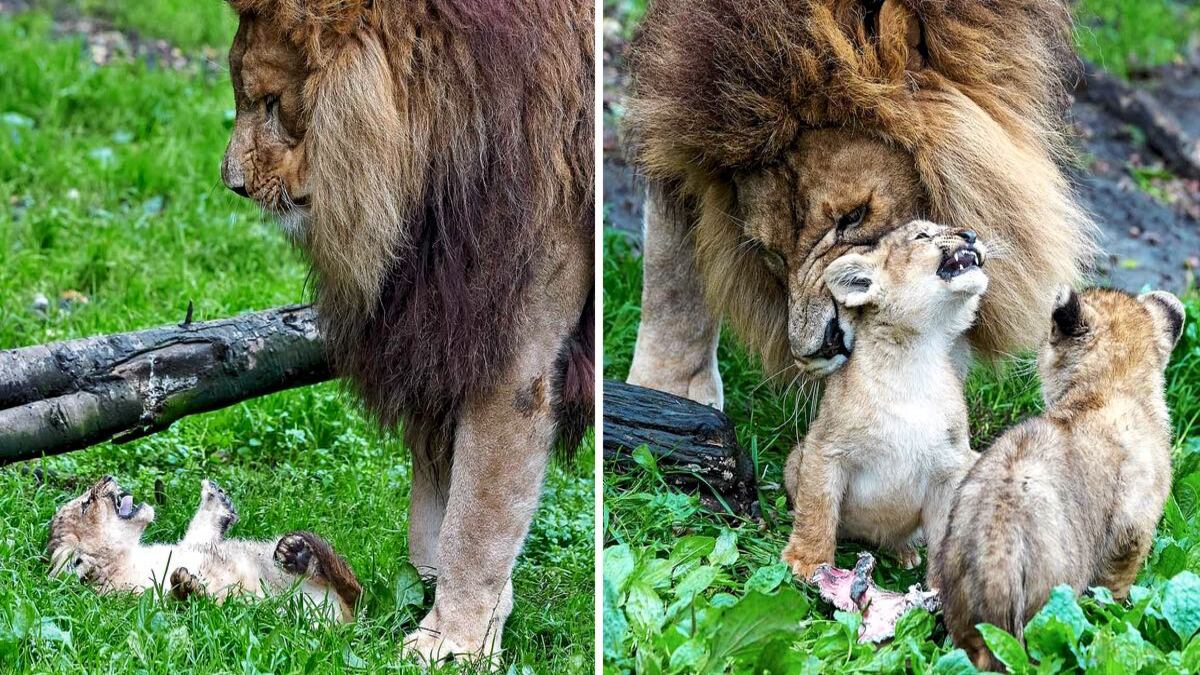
[709,529,739,567]
[931,648,977,675]
[632,445,659,476]
[391,562,425,611]
[626,581,666,634]
[1163,572,1200,642]
[668,639,706,672]
[674,565,718,601]
[1029,585,1090,640]
[701,588,808,673]
[670,536,716,573]
[604,544,636,595]
[894,608,934,643]
[1087,624,1147,674]
[603,580,629,660]
[978,624,1030,674]
[744,563,790,595]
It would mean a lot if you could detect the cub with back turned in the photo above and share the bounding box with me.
[932,286,1184,670]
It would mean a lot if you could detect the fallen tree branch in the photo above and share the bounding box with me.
[603,380,761,518]
[0,306,332,464]
[1077,61,1200,179]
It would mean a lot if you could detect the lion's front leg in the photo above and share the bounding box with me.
[402,318,571,666]
[627,183,724,409]
[408,441,451,578]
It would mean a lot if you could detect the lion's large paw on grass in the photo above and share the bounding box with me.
[401,609,503,670]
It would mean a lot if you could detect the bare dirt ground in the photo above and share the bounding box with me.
[604,20,1200,293]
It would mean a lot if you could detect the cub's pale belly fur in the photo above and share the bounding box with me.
[834,406,971,550]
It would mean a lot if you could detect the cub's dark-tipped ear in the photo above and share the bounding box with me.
[1139,290,1186,349]
[1051,285,1087,338]
[824,253,879,308]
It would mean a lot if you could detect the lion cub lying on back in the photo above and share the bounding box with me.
[932,286,1184,670]
[783,221,985,580]
[48,476,361,623]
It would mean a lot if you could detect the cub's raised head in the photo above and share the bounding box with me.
[821,222,987,368]
[1038,287,1185,406]
[47,477,154,578]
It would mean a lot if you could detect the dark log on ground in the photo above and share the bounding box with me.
[603,380,761,518]
[0,306,332,464]
[1078,61,1200,180]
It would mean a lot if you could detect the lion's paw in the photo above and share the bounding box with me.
[401,610,502,670]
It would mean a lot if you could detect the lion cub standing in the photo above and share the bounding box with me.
[48,477,361,623]
[932,286,1184,670]
[782,221,986,580]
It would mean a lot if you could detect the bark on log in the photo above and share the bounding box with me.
[0,306,332,464]
[1077,61,1200,179]
[603,380,760,518]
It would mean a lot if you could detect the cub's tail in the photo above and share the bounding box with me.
[554,290,594,453]
[275,531,363,622]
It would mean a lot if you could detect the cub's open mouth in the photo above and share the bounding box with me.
[112,492,139,519]
[938,244,984,280]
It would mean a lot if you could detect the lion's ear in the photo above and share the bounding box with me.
[877,0,925,75]
[825,253,879,308]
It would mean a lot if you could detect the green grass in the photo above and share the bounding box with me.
[0,10,593,673]
[1075,0,1200,77]
[602,230,1200,673]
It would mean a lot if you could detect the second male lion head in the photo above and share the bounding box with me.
[627,0,1095,380]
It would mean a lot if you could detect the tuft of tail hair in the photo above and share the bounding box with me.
[944,530,1029,672]
[553,290,594,455]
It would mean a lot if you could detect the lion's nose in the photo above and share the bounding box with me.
[958,229,977,245]
[228,183,249,198]
[807,317,849,360]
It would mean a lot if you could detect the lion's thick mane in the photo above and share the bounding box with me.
[627,0,1096,365]
[229,0,594,446]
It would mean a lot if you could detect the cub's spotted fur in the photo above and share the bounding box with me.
[782,221,986,580]
[932,286,1184,670]
[47,477,360,623]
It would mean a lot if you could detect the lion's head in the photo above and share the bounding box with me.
[220,1,593,431]
[627,0,1095,380]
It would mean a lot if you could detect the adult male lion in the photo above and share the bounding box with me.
[625,0,1095,405]
[219,0,593,663]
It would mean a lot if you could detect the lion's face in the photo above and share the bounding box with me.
[730,128,928,376]
[47,477,154,579]
[222,16,312,237]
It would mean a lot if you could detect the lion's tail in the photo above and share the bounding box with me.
[554,290,594,454]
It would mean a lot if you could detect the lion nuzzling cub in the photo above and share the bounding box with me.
[932,287,1184,670]
[782,221,987,581]
[48,477,361,623]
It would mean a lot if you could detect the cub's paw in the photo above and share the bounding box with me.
[200,479,238,531]
[170,567,204,601]
[781,543,828,583]
[275,533,317,576]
